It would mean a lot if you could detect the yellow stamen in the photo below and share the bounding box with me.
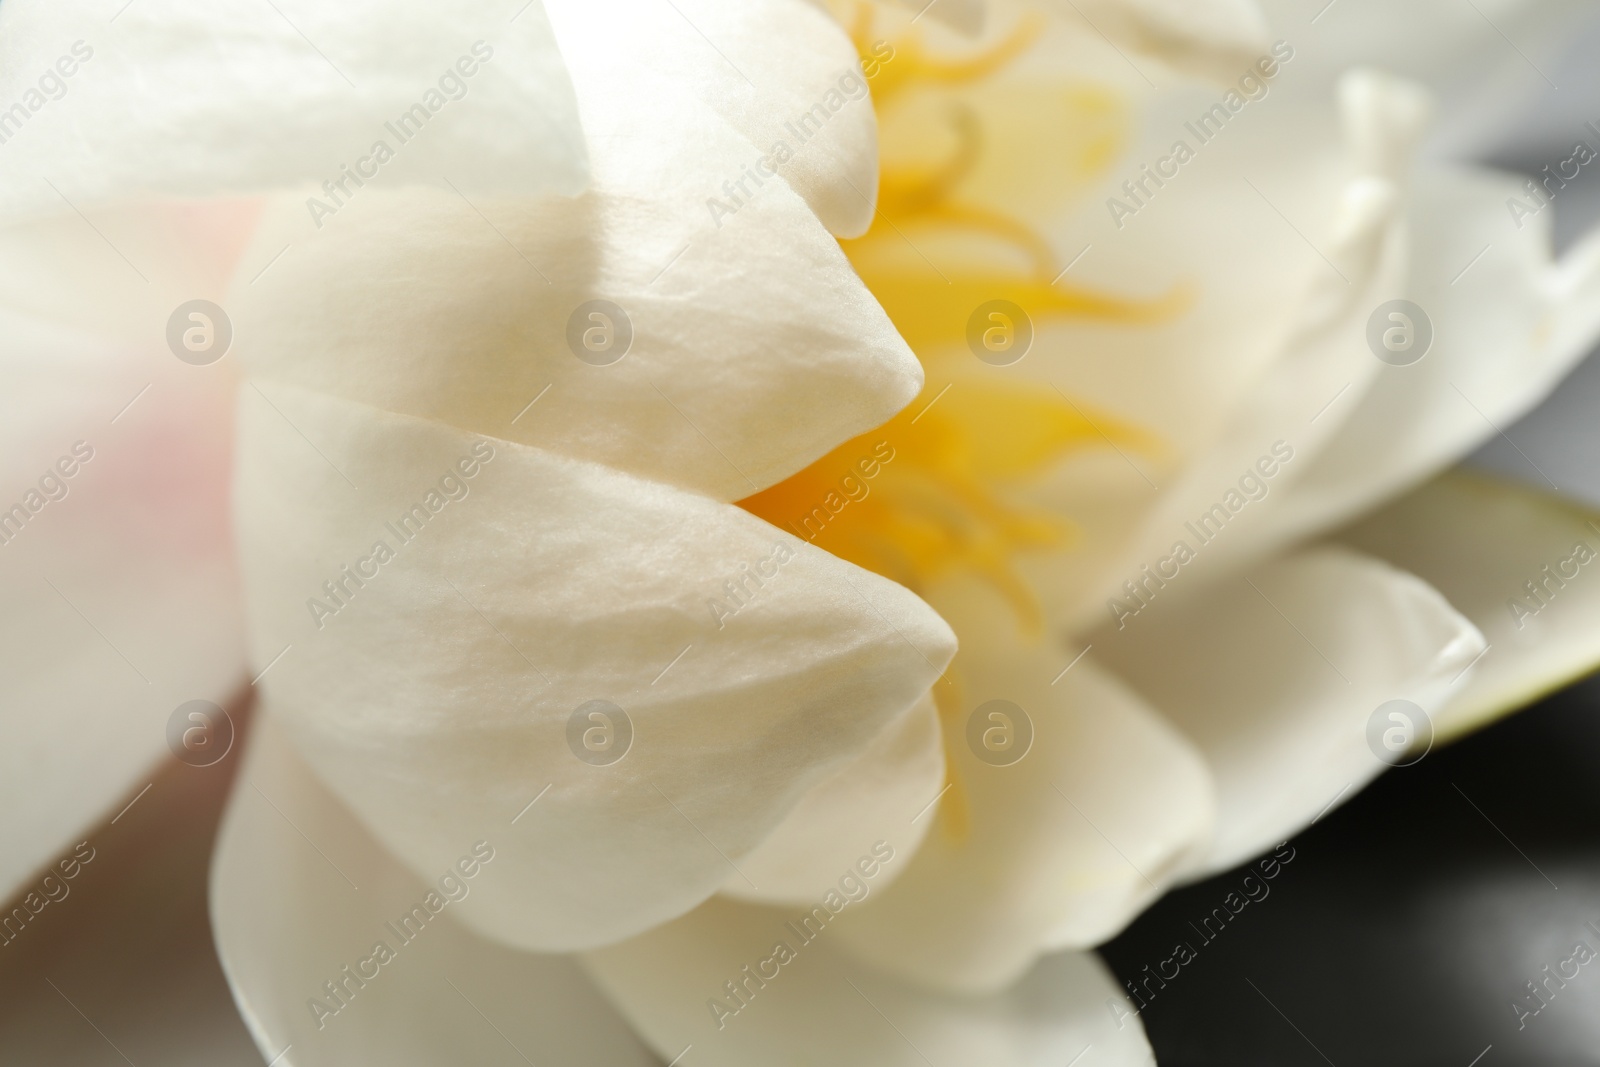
[745,7,1183,840]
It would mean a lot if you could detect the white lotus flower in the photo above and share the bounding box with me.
[3,0,1600,1065]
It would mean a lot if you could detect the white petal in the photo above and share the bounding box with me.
[598,0,881,237]
[229,0,920,503]
[583,894,1154,1067]
[720,694,944,905]
[1231,165,1600,563]
[234,384,955,951]
[1091,546,1485,877]
[0,307,244,902]
[231,184,917,504]
[1341,470,1600,740]
[1035,70,1420,630]
[0,0,584,224]
[211,711,656,1067]
[825,579,1212,994]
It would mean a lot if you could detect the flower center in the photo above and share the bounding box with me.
[742,8,1174,630]
[740,8,1182,839]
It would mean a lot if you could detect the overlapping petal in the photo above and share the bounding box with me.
[1091,546,1485,876]
[0,0,585,224]
[1342,470,1600,740]
[218,0,950,962]
[824,579,1213,994]
[1225,167,1600,566]
[984,64,1424,633]
[720,694,944,904]
[635,0,883,237]
[230,174,918,504]
[583,894,1153,1067]
[212,711,656,1067]
[234,383,953,950]
[231,0,923,504]
[1044,71,1424,630]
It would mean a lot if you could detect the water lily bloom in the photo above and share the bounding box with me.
[4,0,1600,1064]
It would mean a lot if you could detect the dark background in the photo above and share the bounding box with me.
[1102,672,1600,1067]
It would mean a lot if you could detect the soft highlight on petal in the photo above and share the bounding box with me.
[230,0,923,504]
[0,0,585,224]
[233,385,955,951]
[650,0,883,236]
